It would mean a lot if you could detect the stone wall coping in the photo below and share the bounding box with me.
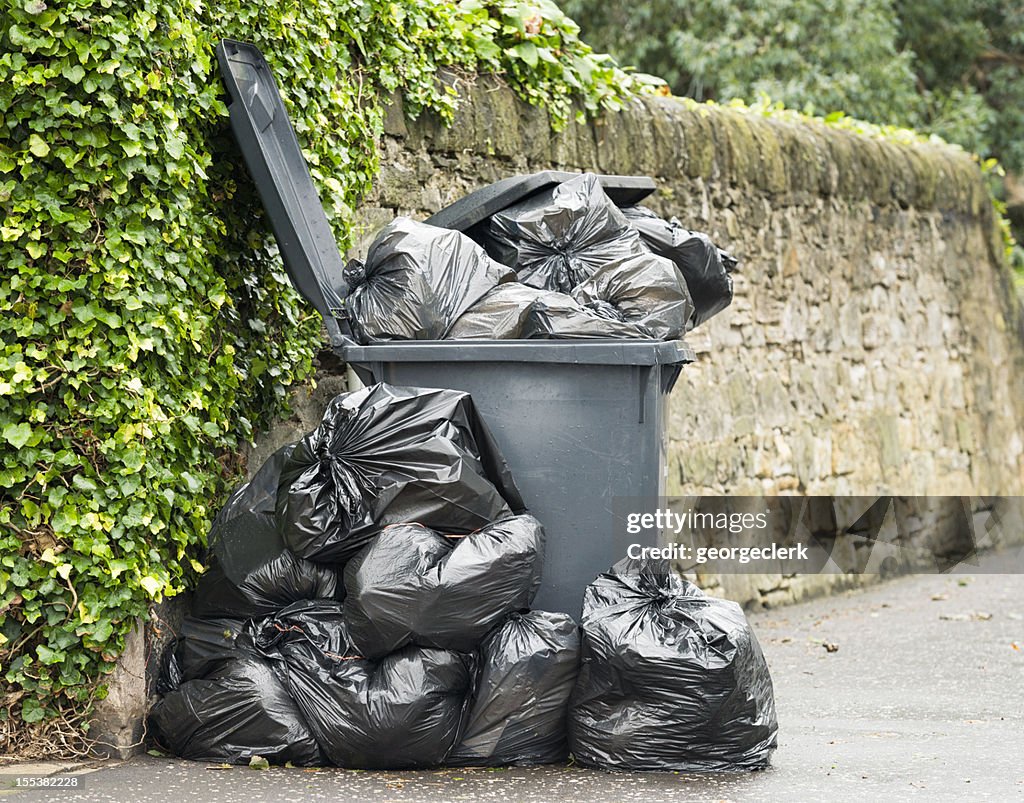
[397,78,991,218]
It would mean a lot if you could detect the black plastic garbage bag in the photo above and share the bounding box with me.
[192,444,339,619]
[569,558,778,771]
[175,617,246,681]
[571,254,694,340]
[447,611,580,767]
[191,552,340,620]
[486,173,649,293]
[157,616,248,694]
[275,638,473,769]
[245,599,352,663]
[277,383,525,564]
[344,515,544,659]
[447,283,654,340]
[344,217,514,343]
[149,651,324,766]
[621,205,735,328]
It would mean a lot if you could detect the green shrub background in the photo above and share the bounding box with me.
[0,0,644,750]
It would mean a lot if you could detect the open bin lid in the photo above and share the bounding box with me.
[216,39,349,346]
[424,171,656,234]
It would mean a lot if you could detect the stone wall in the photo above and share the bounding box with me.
[341,79,1024,604]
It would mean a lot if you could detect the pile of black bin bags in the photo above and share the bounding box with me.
[343,173,735,343]
[151,384,777,771]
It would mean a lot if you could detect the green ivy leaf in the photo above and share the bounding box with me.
[62,64,86,84]
[21,699,46,724]
[28,134,50,158]
[511,41,539,67]
[3,423,33,449]
[72,475,98,492]
[36,644,64,665]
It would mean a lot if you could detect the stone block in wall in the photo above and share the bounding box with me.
[747,121,788,195]
[89,620,145,759]
[382,92,408,138]
[348,206,395,258]
[644,98,688,179]
[375,163,420,208]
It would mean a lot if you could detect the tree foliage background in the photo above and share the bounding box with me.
[563,0,1024,253]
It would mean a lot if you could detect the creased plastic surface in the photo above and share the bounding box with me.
[245,599,354,662]
[621,205,735,328]
[345,217,514,343]
[569,558,778,771]
[149,652,324,766]
[284,646,471,769]
[487,174,649,293]
[448,611,580,767]
[193,444,338,618]
[252,602,472,770]
[344,516,544,659]
[276,383,525,563]
[156,616,248,695]
[448,282,655,340]
[571,255,694,340]
[481,174,692,339]
[191,552,339,620]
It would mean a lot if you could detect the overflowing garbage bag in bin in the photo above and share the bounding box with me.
[344,217,514,343]
[480,173,696,339]
[336,174,721,343]
[485,173,652,293]
[569,558,778,771]
[276,383,525,563]
[570,254,694,340]
[621,205,735,328]
[448,281,656,340]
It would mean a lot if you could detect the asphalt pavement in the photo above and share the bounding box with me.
[3,567,1022,802]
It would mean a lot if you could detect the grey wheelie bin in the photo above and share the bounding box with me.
[217,39,694,615]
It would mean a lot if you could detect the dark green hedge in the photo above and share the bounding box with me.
[0,0,645,750]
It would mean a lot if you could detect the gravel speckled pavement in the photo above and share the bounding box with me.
[4,566,1023,802]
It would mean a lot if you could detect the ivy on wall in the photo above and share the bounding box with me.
[0,0,648,751]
